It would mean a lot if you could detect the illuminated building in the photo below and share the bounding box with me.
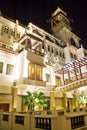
[0,7,87,112]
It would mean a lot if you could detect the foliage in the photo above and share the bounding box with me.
[77,95,87,105]
[24,91,48,111]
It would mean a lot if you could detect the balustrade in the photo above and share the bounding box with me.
[35,117,51,130]
[71,116,85,129]
[0,111,87,130]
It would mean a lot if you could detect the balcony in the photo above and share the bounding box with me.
[27,49,45,66]
[23,78,46,87]
[55,73,87,92]
[55,56,87,92]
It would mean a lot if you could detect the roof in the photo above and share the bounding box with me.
[51,7,67,17]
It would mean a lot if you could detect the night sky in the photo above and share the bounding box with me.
[0,0,87,49]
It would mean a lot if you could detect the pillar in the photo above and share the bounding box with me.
[50,91,55,110]
[72,93,77,109]
[12,87,18,110]
[63,93,67,110]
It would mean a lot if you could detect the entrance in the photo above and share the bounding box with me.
[0,103,9,112]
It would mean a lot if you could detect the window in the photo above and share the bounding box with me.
[0,62,3,73]
[6,64,14,75]
[63,53,65,58]
[9,47,13,50]
[42,43,44,49]
[36,65,42,80]
[28,64,35,79]
[56,50,58,55]
[28,64,43,80]
[11,29,15,36]
[17,32,20,38]
[60,51,62,57]
[48,46,50,51]
[71,38,76,47]
[51,48,54,53]
[2,44,6,48]
[56,77,61,87]
[46,74,50,82]
[70,53,77,60]
[74,54,77,60]
[4,26,9,34]
[70,52,73,58]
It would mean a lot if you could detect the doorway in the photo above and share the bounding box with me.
[0,103,9,112]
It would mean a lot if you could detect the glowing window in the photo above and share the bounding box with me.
[36,65,42,80]
[56,77,61,87]
[28,64,43,80]
[28,64,35,79]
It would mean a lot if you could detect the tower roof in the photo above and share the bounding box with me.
[51,7,67,17]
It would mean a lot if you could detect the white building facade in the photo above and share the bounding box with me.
[0,8,87,112]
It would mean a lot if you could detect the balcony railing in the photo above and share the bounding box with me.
[27,48,45,57]
[55,72,87,91]
[63,72,87,85]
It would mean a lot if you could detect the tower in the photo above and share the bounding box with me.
[50,7,80,48]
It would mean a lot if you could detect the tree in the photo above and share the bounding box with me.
[24,91,48,111]
[24,91,35,111]
[77,94,87,106]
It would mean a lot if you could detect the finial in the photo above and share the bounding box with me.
[81,44,83,48]
[16,20,19,25]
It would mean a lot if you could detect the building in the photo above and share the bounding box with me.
[0,7,87,112]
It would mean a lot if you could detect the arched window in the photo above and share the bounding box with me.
[0,62,3,73]
[4,26,9,33]
[48,46,50,51]
[42,43,44,49]
[52,48,54,53]
[56,50,58,55]
[71,38,76,47]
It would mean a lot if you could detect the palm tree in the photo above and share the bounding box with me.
[24,91,35,111]
[24,91,48,111]
[77,94,87,108]
[34,91,48,109]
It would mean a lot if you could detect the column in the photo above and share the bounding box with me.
[72,93,77,110]
[50,91,55,110]
[12,87,18,110]
[63,93,67,110]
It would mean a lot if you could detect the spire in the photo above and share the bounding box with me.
[16,19,19,25]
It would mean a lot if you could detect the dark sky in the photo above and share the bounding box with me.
[0,0,87,49]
